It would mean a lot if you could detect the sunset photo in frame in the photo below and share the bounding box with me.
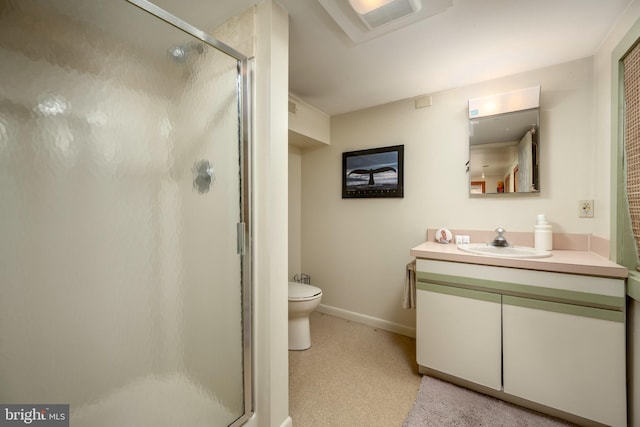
[342,145,404,199]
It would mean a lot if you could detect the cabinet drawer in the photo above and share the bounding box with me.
[416,259,625,309]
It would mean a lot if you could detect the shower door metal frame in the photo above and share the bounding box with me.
[125,1,253,425]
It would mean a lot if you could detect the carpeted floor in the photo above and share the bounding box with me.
[290,312,579,426]
[289,312,422,426]
[404,375,575,426]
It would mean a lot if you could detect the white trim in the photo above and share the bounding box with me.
[280,416,293,427]
[316,304,416,338]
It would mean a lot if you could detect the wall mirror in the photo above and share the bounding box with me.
[469,108,540,195]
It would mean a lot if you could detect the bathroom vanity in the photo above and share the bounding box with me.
[410,239,627,427]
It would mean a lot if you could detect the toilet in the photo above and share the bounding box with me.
[288,282,323,350]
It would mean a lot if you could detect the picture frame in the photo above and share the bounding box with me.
[342,144,404,198]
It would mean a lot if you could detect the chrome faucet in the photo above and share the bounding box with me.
[490,227,510,247]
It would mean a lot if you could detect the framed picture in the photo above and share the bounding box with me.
[342,145,404,198]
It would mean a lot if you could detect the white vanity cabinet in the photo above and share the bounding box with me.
[417,284,502,390]
[415,258,627,427]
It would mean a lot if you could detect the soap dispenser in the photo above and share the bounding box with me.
[534,214,552,251]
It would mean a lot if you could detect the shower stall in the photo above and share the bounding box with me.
[0,0,252,425]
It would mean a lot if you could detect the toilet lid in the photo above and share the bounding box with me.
[288,282,322,301]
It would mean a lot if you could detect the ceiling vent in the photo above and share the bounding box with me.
[318,0,452,44]
[350,0,422,29]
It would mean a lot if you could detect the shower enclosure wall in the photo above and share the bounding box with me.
[0,0,252,425]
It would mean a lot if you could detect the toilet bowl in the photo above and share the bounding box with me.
[288,282,322,350]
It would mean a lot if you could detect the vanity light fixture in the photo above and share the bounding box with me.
[468,86,540,119]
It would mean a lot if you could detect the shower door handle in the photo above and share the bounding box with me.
[237,222,245,255]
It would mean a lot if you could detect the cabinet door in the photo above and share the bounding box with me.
[417,283,502,390]
[503,296,626,427]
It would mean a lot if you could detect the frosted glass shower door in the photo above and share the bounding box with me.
[0,1,250,426]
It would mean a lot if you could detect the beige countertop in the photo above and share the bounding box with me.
[410,241,628,279]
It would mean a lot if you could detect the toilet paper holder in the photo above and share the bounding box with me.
[293,273,311,284]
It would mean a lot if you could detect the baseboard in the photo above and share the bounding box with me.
[243,413,292,427]
[316,304,416,338]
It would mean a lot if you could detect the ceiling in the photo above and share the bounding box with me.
[153,0,632,116]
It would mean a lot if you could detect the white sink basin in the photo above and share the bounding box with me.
[457,243,551,259]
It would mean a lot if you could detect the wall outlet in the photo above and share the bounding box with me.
[579,200,594,218]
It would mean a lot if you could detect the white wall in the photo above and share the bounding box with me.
[288,94,331,147]
[300,58,597,333]
[289,146,303,280]
[248,1,291,427]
